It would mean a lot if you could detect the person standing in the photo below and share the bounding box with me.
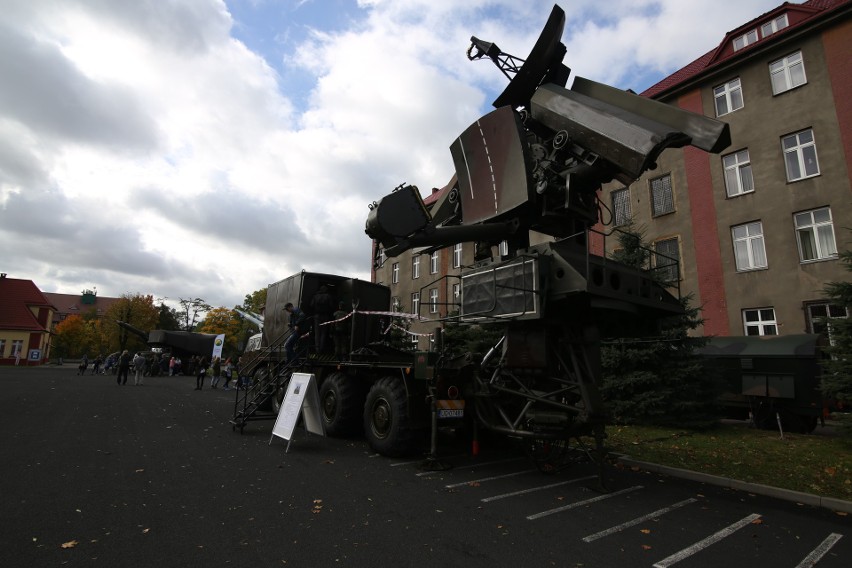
[92,354,103,375]
[195,356,208,390]
[132,352,146,385]
[210,356,222,388]
[116,350,131,385]
[310,285,335,354]
[283,302,309,364]
[78,354,89,375]
[168,356,175,376]
[332,301,350,360]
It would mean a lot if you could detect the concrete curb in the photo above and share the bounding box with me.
[617,456,852,514]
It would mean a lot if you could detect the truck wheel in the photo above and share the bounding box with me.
[270,370,293,414]
[320,372,364,437]
[363,376,418,457]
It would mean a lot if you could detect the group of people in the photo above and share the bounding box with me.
[192,355,244,391]
[284,285,351,363]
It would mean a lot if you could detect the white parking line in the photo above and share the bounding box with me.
[794,533,844,568]
[526,486,643,520]
[652,513,762,568]
[415,456,525,477]
[482,475,597,503]
[444,468,536,488]
[390,453,466,467]
[582,498,698,542]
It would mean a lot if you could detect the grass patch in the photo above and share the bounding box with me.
[606,422,852,502]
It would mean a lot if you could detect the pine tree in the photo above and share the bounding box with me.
[821,245,852,413]
[599,225,723,429]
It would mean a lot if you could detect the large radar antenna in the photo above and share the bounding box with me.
[467,5,570,109]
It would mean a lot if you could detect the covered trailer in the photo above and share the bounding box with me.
[698,334,825,433]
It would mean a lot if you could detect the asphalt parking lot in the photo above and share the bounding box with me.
[2,364,850,568]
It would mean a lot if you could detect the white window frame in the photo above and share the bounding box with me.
[452,283,460,300]
[429,288,439,314]
[782,129,820,182]
[452,243,462,268]
[723,149,754,197]
[650,174,674,217]
[795,207,838,262]
[761,13,788,38]
[0,339,5,358]
[733,29,758,51]
[429,251,439,274]
[411,292,420,315]
[391,297,400,312]
[805,302,849,343]
[743,308,778,336]
[611,187,631,226]
[391,262,399,284]
[653,237,680,283]
[713,78,744,117]
[732,221,768,271]
[412,255,420,279]
[11,339,24,356]
[377,248,386,267]
[770,51,806,95]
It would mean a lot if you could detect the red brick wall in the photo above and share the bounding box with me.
[678,90,730,336]
[823,18,852,189]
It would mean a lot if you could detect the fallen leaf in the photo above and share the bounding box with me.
[142,528,150,534]
[61,540,79,549]
[751,518,763,525]
[640,529,651,534]
[825,467,837,476]
[641,545,652,550]
[836,511,848,517]
[468,482,481,487]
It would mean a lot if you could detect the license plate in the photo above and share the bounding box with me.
[438,409,464,418]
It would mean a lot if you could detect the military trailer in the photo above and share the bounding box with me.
[698,334,826,433]
[231,4,732,473]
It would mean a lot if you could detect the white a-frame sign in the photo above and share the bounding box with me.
[269,372,326,453]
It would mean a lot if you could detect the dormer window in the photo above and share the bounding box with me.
[761,14,788,38]
[733,29,758,51]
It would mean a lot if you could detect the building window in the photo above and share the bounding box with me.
[743,308,778,336]
[412,255,420,279]
[411,292,420,315]
[795,207,837,262]
[0,339,5,357]
[391,297,401,311]
[761,13,788,38]
[376,248,386,267]
[654,237,680,284]
[723,150,754,197]
[650,175,674,217]
[770,51,806,95]
[732,222,767,271]
[713,78,744,117]
[11,340,24,356]
[611,187,631,226]
[733,29,758,51]
[783,129,819,182]
[429,288,439,314]
[391,262,399,284]
[453,243,462,268]
[806,302,848,343]
[452,283,460,300]
[429,251,439,274]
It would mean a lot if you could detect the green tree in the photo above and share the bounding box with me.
[54,315,92,359]
[178,297,211,331]
[157,302,181,331]
[196,307,243,355]
[105,294,160,352]
[239,288,267,316]
[599,226,722,429]
[821,244,852,414]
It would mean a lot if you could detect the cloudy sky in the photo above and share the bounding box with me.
[1,0,782,310]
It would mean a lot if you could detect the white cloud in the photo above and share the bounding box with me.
[0,0,781,311]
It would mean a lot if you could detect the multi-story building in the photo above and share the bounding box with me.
[602,0,851,337]
[43,289,121,330]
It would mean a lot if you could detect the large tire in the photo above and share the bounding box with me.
[363,376,419,457]
[270,370,292,414]
[320,372,365,437]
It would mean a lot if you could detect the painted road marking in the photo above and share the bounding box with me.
[445,468,535,489]
[793,533,844,568]
[526,486,643,520]
[482,475,597,503]
[582,498,698,542]
[652,513,762,568]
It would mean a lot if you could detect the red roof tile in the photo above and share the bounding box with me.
[0,277,55,332]
[642,0,851,98]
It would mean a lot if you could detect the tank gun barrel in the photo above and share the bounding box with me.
[234,308,264,329]
[115,320,149,341]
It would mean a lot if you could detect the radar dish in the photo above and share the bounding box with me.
[492,5,569,109]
